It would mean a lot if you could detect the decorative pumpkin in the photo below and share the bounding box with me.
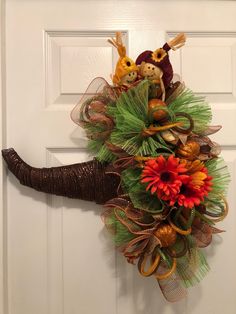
[176,140,201,160]
[154,224,177,248]
[148,98,168,121]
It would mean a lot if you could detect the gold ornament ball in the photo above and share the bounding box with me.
[148,99,167,121]
[154,224,177,248]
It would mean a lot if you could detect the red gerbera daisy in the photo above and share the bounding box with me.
[141,155,188,204]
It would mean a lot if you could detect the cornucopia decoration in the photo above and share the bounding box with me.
[2,32,230,302]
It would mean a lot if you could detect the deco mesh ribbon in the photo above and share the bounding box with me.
[70,33,230,302]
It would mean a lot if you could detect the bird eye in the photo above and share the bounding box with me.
[126,61,131,66]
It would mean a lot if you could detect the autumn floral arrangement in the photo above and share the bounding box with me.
[2,32,230,302]
[71,32,230,301]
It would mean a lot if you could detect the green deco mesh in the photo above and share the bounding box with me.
[176,236,210,288]
[168,88,212,134]
[93,81,213,162]
[105,209,138,246]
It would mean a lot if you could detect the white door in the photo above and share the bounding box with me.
[1,1,236,314]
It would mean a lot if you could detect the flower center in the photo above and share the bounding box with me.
[180,184,187,194]
[160,171,171,182]
[180,184,195,197]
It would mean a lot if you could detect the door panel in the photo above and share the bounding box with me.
[2,1,236,313]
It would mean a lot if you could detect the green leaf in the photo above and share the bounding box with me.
[121,168,164,213]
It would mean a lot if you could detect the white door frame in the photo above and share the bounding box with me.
[0,0,8,313]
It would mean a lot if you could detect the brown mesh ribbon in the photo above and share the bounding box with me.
[71,77,117,141]
[192,218,224,248]
[158,265,187,302]
[2,148,121,204]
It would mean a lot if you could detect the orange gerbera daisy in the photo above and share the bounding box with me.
[141,155,188,204]
[176,160,213,208]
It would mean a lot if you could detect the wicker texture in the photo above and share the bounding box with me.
[2,148,120,204]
